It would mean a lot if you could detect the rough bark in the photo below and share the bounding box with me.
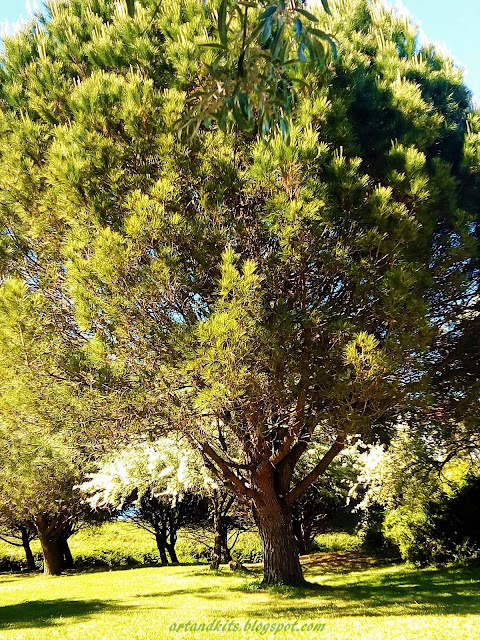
[39,536,64,576]
[20,526,36,571]
[253,478,305,585]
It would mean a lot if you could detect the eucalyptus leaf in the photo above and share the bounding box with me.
[259,5,277,20]
[294,17,303,37]
[296,7,319,23]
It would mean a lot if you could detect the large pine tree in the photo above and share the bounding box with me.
[0,0,478,584]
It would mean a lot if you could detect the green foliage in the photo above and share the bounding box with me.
[356,421,480,564]
[0,552,43,574]
[381,474,480,566]
[312,531,362,552]
[180,0,336,136]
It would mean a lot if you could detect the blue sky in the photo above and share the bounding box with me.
[0,0,479,99]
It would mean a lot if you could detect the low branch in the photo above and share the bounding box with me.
[284,432,346,505]
[201,442,256,498]
[0,535,22,547]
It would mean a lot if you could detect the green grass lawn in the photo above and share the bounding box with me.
[1,552,479,640]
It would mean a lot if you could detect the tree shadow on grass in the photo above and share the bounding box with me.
[232,563,480,618]
[136,587,216,599]
[0,574,38,585]
[302,551,395,573]
[0,599,119,630]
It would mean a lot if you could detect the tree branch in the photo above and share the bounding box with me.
[284,432,346,505]
[201,442,256,498]
[269,388,307,466]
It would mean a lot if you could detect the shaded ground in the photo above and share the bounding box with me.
[244,550,391,574]
[0,599,119,630]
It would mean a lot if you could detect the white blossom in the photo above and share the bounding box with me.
[78,437,215,510]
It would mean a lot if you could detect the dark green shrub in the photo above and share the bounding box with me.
[378,474,480,566]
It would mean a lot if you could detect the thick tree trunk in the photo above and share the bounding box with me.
[20,527,36,571]
[155,533,169,565]
[39,536,64,576]
[253,487,305,586]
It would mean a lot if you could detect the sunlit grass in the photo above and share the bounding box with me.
[1,553,479,640]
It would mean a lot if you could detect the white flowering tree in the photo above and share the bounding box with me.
[354,425,442,515]
[80,437,220,564]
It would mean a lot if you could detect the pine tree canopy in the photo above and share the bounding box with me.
[0,0,478,584]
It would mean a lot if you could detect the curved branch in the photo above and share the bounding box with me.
[284,431,346,505]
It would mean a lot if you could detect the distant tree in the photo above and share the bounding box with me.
[0,514,37,571]
[80,437,216,565]
[0,278,104,575]
[0,422,90,575]
[208,488,236,569]
[291,443,360,554]
[181,487,254,568]
[125,492,207,565]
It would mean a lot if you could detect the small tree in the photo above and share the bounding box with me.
[80,437,216,565]
[0,514,37,571]
[125,492,206,565]
[0,278,103,575]
[291,443,360,554]
[0,423,90,575]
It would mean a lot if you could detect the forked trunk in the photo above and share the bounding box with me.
[39,536,64,576]
[20,527,36,571]
[253,488,305,586]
